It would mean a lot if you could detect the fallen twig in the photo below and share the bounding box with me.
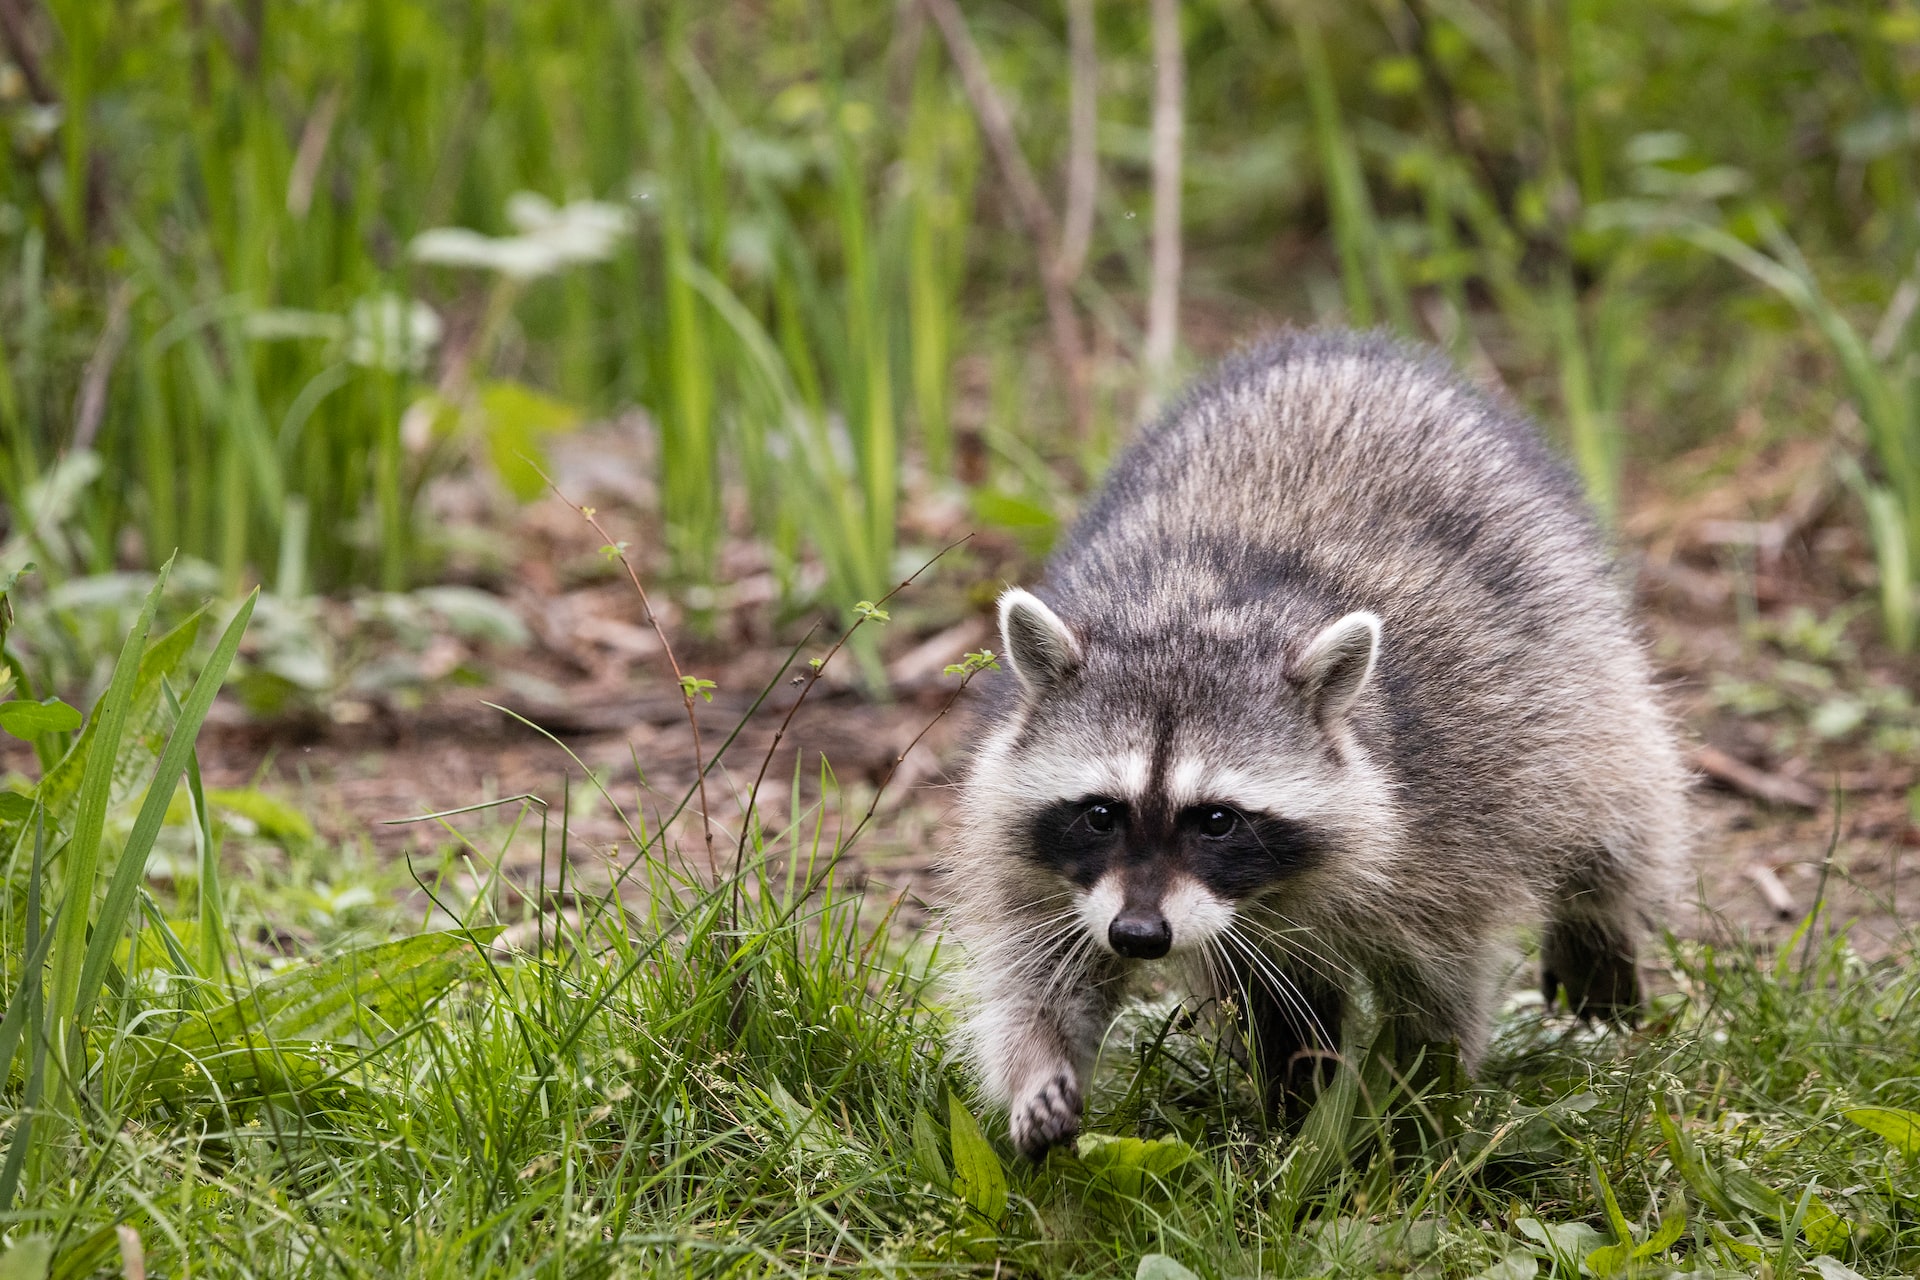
[1744,863,1796,921]
[1694,745,1823,810]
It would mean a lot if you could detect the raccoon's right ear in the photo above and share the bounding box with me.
[1294,610,1382,727]
[998,588,1082,695]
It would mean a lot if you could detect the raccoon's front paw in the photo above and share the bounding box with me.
[1008,1068,1081,1160]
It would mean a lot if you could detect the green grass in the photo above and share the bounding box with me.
[3,583,1918,1277]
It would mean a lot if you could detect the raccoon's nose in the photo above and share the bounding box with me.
[1108,909,1172,959]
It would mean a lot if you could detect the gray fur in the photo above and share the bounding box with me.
[943,330,1690,1158]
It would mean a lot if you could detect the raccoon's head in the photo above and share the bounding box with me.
[966,586,1397,962]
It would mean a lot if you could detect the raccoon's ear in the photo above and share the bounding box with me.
[1294,611,1381,726]
[998,588,1082,694]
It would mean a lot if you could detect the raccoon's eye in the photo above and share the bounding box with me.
[1084,803,1118,834]
[1201,807,1236,838]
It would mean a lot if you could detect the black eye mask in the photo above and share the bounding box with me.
[1025,797,1329,898]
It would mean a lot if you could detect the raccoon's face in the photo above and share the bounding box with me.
[968,587,1391,962]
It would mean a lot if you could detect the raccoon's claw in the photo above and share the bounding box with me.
[1009,1069,1081,1160]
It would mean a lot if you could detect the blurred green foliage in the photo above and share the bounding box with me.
[0,0,1917,641]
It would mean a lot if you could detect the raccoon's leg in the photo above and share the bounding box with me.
[963,952,1127,1160]
[1541,903,1641,1021]
[1380,946,1497,1072]
[1224,958,1344,1125]
[1542,855,1644,1022]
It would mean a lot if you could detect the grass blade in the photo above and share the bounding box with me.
[43,559,173,1061]
[71,590,257,1024]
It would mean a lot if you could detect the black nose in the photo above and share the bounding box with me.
[1109,909,1172,959]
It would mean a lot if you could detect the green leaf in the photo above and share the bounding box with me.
[1634,1201,1687,1258]
[0,562,35,600]
[1807,1255,1868,1280]
[178,928,492,1050]
[1719,1163,1786,1217]
[122,929,493,1105]
[1076,1133,1200,1200]
[1583,1240,1632,1276]
[0,898,59,1094]
[478,379,580,502]
[0,792,31,823]
[72,591,256,1026]
[36,601,204,829]
[204,785,316,844]
[1801,1196,1854,1254]
[946,1094,1006,1225]
[761,1080,856,1157]
[1844,1106,1920,1159]
[943,649,1000,679]
[45,562,172,1043]
[1516,1218,1607,1270]
[1467,1257,1537,1280]
[1273,1009,1376,1214]
[911,1107,951,1191]
[0,1237,51,1280]
[1135,1255,1200,1280]
[1588,1145,1636,1243]
[0,698,80,739]
[1657,1096,1741,1219]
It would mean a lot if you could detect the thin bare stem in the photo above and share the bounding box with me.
[1143,0,1185,405]
[0,0,55,105]
[73,281,134,451]
[1058,0,1098,285]
[732,534,972,880]
[545,478,716,864]
[851,661,979,836]
[921,0,1091,436]
[783,657,992,926]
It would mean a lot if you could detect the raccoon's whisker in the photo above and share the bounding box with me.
[1220,924,1336,1052]
[1233,912,1359,990]
[990,906,1098,997]
[1229,925,1344,995]
[1218,929,1322,1052]
[1214,927,1300,1025]
[991,908,1077,950]
[1197,937,1235,1020]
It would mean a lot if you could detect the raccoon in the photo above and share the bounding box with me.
[944,330,1689,1159]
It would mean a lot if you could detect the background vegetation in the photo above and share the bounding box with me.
[2,0,1918,1276]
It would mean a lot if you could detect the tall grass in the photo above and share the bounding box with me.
[5,0,1920,646]
[0,1,976,608]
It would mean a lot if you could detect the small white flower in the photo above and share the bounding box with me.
[410,226,567,279]
[244,309,347,342]
[411,193,634,281]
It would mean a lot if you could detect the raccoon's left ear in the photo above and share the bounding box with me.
[998,587,1082,695]
[1294,611,1382,727]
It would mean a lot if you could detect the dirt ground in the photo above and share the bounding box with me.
[79,418,1920,961]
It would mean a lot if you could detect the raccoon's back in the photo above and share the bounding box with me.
[1055,331,1603,625]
